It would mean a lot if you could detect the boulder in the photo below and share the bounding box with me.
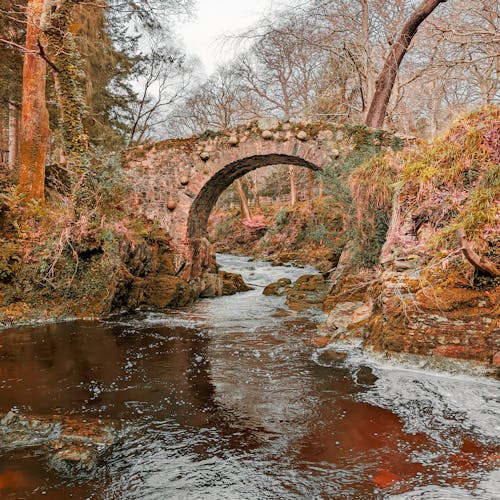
[263,278,292,296]
[257,117,280,131]
[199,272,223,298]
[324,301,365,336]
[285,274,329,310]
[50,444,99,474]
[308,335,331,348]
[291,274,326,291]
[220,271,251,295]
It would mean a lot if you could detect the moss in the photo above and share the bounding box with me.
[401,106,499,250]
[394,105,500,287]
[199,129,220,139]
[45,0,90,180]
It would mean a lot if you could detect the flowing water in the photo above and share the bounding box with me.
[0,254,499,499]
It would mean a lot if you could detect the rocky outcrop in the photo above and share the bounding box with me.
[320,261,499,377]
[367,262,499,367]
[0,411,118,475]
[0,216,252,326]
[318,107,500,377]
[128,275,198,308]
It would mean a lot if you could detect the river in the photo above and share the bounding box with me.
[0,254,499,499]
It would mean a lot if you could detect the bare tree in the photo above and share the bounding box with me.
[169,65,258,135]
[127,36,195,145]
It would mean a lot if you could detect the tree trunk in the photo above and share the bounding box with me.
[365,0,447,128]
[8,103,19,169]
[252,170,260,207]
[360,0,375,116]
[46,0,89,172]
[234,179,252,222]
[18,0,50,202]
[289,166,298,205]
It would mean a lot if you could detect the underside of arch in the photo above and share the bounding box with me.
[187,154,322,241]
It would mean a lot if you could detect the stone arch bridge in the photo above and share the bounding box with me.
[123,120,337,279]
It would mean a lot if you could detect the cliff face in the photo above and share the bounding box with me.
[323,107,500,376]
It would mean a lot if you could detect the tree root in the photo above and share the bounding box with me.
[457,229,499,278]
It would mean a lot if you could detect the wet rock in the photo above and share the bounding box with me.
[324,349,348,361]
[0,412,119,476]
[50,444,99,474]
[1,411,18,426]
[291,274,326,292]
[326,301,363,329]
[309,335,331,348]
[263,278,292,296]
[315,348,347,364]
[356,366,378,385]
[220,271,251,295]
[129,275,197,308]
[285,274,329,310]
[199,273,223,298]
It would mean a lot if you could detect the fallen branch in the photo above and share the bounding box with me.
[457,229,499,278]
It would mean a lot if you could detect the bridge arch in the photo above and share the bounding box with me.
[187,153,322,242]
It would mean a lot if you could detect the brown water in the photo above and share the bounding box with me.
[0,254,498,499]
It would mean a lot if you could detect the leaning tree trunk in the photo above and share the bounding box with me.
[234,179,252,222]
[365,0,448,128]
[18,0,50,202]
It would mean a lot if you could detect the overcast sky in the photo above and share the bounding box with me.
[177,0,294,75]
